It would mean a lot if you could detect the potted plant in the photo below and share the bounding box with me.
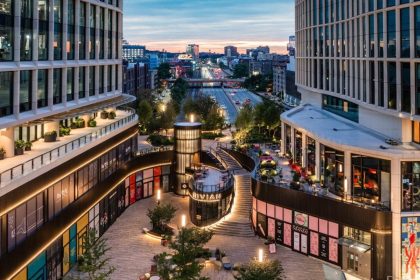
[24,141,32,151]
[44,131,57,142]
[100,110,109,119]
[108,111,116,119]
[88,118,97,127]
[15,140,26,155]
[59,127,71,137]
[0,147,5,160]
[76,118,85,128]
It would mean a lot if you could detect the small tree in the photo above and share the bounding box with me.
[77,228,115,280]
[157,227,213,280]
[147,203,177,235]
[235,259,284,280]
[138,100,153,128]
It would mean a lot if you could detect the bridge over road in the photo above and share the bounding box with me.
[165,78,245,88]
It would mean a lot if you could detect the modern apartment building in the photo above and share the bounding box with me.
[255,1,420,279]
[0,0,141,279]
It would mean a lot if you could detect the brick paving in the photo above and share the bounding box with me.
[102,193,326,280]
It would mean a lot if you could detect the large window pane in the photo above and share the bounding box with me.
[401,8,410,58]
[67,68,74,101]
[37,69,48,108]
[54,0,62,60]
[387,10,396,58]
[67,0,75,60]
[79,66,86,98]
[0,71,13,116]
[401,63,411,113]
[20,0,32,61]
[89,66,95,96]
[388,62,397,110]
[0,0,14,61]
[53,68,62,104]
[38,0,49,60]
[79,2,86,60]
[89,5,96,59]
[20,70,32,112]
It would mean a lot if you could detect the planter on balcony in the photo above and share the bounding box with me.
[14,148,24,156]
[14,140,26,156]
[0,148,5,160]
[108,111,116,119]
[100,111,109,119]
[44,131,57,142]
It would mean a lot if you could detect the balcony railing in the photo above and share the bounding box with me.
[0,107,138,189]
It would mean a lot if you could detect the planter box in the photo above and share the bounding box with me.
[15,148,24,156]
[0,153,4,160]
[25,146,31,151]
[100,112,109,119]
[44,134,57,142]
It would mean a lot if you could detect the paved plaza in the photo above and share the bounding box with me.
[102,193,327,280]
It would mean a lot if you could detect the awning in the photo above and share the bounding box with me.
[338,237,371,253]
[38,94,136,123]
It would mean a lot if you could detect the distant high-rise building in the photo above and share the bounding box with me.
[123,45,146,61]
[224,46,239,57]
[148,53,161,69]
[186,44,199,60]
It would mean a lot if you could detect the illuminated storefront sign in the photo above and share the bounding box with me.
[402,216,420,280]
[189,191,221,202]
[294,211,308,227]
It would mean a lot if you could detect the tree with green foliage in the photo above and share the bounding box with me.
[235,259,284,280]
[137,100,153,127]
[147,203,177,235]
[253,102,266,133]
[183,95,224,130]
[219,62,227,69]
[233,63,249,78]
[75,228,115,280]
[158,102,177,135]
[244,74,272,92]
[157,63,172,87]
[235,104,254,131]
[157,227,213,280]
[171,78,189,105]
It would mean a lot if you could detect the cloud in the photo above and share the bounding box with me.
[123,0,295,53]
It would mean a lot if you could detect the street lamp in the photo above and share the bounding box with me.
[157,189,161,204]
[160,104,166,112]
[190,114,195,123]
[181,214,186,227]
[258,248,264,263]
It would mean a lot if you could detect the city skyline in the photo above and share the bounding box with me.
[123,0,295,53]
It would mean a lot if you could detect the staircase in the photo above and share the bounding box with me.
[208,149,255,237]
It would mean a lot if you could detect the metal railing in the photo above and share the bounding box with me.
[0,108,138,189]
[136,146,173,156]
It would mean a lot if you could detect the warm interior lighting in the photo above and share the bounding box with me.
[190,114,195,123]
[344,177,348,195]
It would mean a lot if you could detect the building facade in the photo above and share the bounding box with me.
[122,44,146,61]
[186,44,199,60]
[0,0,143,279]
[271,0,420,279]
[273,65,286,96]
[224,45,239,57]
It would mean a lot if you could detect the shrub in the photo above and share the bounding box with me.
[201,132,224,140]
[88,119,97,127]
[147,134,174,146]
[15,139,26,149]
[108,111,116,119]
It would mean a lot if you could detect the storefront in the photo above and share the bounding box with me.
[402,161,420,211]
[321,145,344,196]
[351,155,390,207]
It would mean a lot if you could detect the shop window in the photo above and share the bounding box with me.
[322,95,359,122]
[402,161,420,211]
[321,145,344,196]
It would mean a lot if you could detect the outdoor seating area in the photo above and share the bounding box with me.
[193,165,231,193]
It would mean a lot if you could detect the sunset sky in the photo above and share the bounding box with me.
[123,0,295,54]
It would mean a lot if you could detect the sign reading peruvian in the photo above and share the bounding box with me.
[190,191,221,202]
[294,211,308,228]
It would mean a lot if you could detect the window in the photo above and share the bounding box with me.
[401,8,410,58]
[417,6,420,58]
[99,66,104,94]
[53,68,62,104]
[402,162,420,211]
[0,71,13,116]
[321,145,345,197]
[107,65,112,92]
[20,70,32,112]
[352,154,390,208]
[38,0,49,60]
[322,95,359,122]
[53,0,63,60]
[79,66,86,98]
[89,5,96,59]
[0,0,13,61]
[79,2,86,60]
[67,68,74,101]
[387,10,396,58]
[99,8,105,59]
[377,12,383,57]
[67,0,75,60]
[20,0,32,61]
[37,69,48,108]
[401,63,411,113]
[89,66,95,96]
[388,62,397,110]
[108,11,113,59]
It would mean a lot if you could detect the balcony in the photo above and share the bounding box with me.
[0,107,138,190]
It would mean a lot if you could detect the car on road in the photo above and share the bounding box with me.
[235,100,240,105]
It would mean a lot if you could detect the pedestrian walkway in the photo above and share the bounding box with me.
[101,193,325,280]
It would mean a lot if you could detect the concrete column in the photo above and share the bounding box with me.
[62,0,68,60]
[104,8,109,60]
[44,121,60,139]
[48,0,54,61]
[48,69,54,108]
[75,0,80,60]
[302,133,307,169]
[81,114,90,124]
[390,158,401,280]
[74,67,80,103]
[32,70,38,113]
[13,0,21,62]
[315,140,321,181]
[0,127,15,158]
[32,0,39,61]
[290,127,295,162]
[344,151,351,199]
[280,121,286,155]
[13,71,20,118]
